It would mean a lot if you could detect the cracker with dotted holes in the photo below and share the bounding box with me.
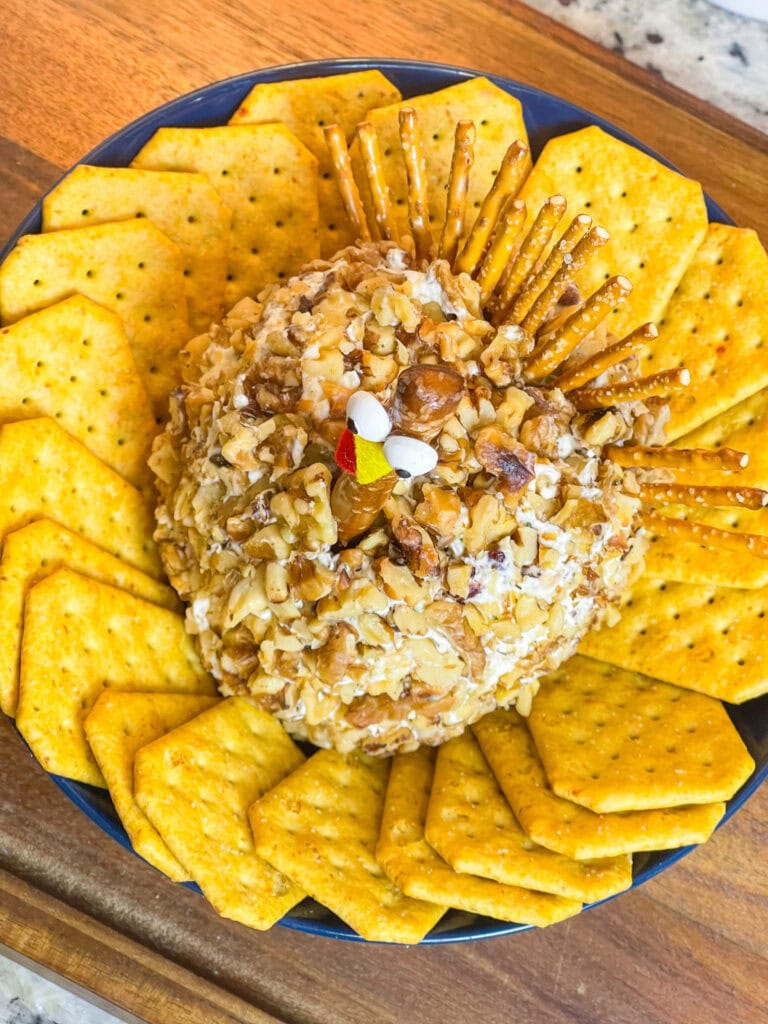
[527,656,754,813]
[229,71,401,257]
[250,749,445,943]
[351,77,531,243]
[376,746,581,926]
[131,125,319,308]
[639,225,768,440]
[0,296,155,491]
[0,417,161,578]
[0,220,189,417]
[676,387,768,490]
[473,709,725,859]
[135,698,305,930]
[43,166,231,334]
[424,732,632,902]
[579,574,768,703]
[518,125,707,336]
[16,568,215,787]
[84,692,219,880]
[0,518,178,718]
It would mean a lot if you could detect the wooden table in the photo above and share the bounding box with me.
[0,3,766,1022]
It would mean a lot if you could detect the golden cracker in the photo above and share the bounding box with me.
[579,574,768,703]
[0,220,189,416]
[251,749,445,943]
[473,709,724,859]
[134,697,303,928]
[84,692,219,880]
[0,518,178,717]
[640,225,768,440]
[230,70,400,256]
[0,295,155,490]
[132,124,319,308]
[376,746,581,926]
[529,656,755,812]
[43,166,231,333]
[518,125,707,336]
[0,417,161,577]
[424,732,632,902]
[16,569,215,787]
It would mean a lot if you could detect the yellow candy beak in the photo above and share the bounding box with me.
[353,434,393,484]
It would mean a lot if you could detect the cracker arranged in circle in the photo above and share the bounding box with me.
[579,576,768,703]
[84,691,219,880]
[376,746,581,926]
[250,749,446,943]
[0,220,189,416]
[677,387,768,490]
[15,568,215,787]
[518,125,707,336]
[424,732,632,902]
[131,124,320,308]
[473,709,724,859]
[528,656,755,813]
[0,295,155,490]
[230,70,401,257]
[640,225,768,441]
[0,518,178,717]
[352,77,531,242]
[43,166,231,334]
[135,697,305,930]
[0,417,161,577]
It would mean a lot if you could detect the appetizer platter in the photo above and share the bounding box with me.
[0,59,765,944]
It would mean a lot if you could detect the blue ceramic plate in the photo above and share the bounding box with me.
[3,58,766,944]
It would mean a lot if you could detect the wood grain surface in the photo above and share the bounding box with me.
[0,3,766,1023]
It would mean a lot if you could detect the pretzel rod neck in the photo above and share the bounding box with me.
[555,323,656,392]
[324,124,371,243]
[356,122,396,241]
[398,108,434,261]
[570,367,690,410]
[638,482,768,511]
[438,120,475,264]
[606,444,749,473]
[640,511,768,560]
[332,471,398,545]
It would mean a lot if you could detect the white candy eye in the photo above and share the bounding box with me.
[346,390,392,442]
[383,435,438,479]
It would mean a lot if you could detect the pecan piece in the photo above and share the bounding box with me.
[475,426,535,497]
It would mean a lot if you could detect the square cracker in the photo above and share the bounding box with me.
[84,692,219,881]
[0,295,155,490]
[0,220,189,417]
[15,568,215,787]
[639,225,768,440]
[473,709,724,859]
[376,746,580,926]
[43,166,231,334]
[135,697,305,930]
[230,70,401,257]
[132,125,319,308]
[424,732,631,902]
[529,656,754,812]
[250,749,445,943]
[579,574,768,703]
[518,125,707,336]
[352,77,531,242]
[0,518,178,717]
[0,417,161,578]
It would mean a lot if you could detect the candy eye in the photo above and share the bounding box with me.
[383,435,438,479]
[346,391,391,442]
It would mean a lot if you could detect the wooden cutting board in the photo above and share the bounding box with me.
[0,3,766,1023]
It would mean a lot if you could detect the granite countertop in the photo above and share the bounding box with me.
[1,1,765,1022]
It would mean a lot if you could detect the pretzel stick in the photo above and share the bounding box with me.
[493,195,568,322]
[570,367,690,409]
[638,482,768,510]
[508,214,592,324]
[323,125,371,242]
[476,198,527,305]
[555,323,656,392]
[519,226,610,336]
[606,444,749,473]
[438,120,476,264]
[523,275,632,381]
[398,108,433,261]
[454,140,529,276]
[639,512,768,559]
[353,121,396,241]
